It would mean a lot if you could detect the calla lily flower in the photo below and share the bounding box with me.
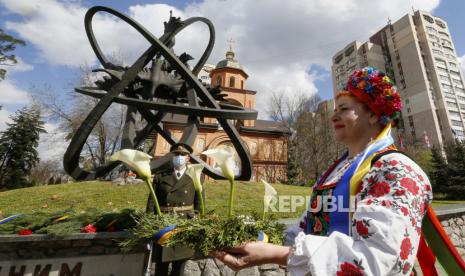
[186,164,205,217]
[202,149,235,181]
[109,149,161,216]
[109,149,152,181]
[261,180,277,220]
[202,148,236,217]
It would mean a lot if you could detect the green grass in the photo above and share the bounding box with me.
[432,200,465,206]
[0,181,312,219]
[2,181,462,219]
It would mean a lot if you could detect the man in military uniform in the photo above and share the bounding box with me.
[146,142,204,276]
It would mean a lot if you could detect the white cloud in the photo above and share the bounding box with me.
[38,122,68,162]
[0,0,440,116]
[2,0,94,66]
[0,79,31,105]
[181,0,439,114]
[0,56,34,74]
[0,107,13,131]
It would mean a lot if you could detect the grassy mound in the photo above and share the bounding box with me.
[0,180,312,219]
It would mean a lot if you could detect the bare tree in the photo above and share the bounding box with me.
[267,91,320,132]
[29,159,62,185]
[267,91,342,185]
[32,64,128,171]
[294,105,342,184]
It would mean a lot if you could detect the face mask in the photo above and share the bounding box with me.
[172,155,187,167]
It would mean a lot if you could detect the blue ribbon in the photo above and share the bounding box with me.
[0,214,22,225]
[258,231,269,243]
[329,135,393,235]
[153,224,177,241]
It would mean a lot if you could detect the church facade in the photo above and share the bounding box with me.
[151,48,289,183]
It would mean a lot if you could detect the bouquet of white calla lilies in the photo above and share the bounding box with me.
[261,180,278,220]
[202,148,236,217]
[186,164,205,217]
[109,149,162,216]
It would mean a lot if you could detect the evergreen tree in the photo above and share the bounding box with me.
[286,138,301,185]
[0,28,26,81]
[0,29,25,110]
[0,106,46,189]
[446,140,465,199]
[429,146,448,194]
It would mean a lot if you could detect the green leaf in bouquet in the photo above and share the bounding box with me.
[121,212,286,256]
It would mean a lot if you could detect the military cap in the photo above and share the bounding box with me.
[170,143,193,155]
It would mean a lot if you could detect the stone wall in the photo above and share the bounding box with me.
[436,205,465,258]
[184,259,288,276]
[0,232,146,275]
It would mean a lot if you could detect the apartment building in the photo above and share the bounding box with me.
[332,11,465,148]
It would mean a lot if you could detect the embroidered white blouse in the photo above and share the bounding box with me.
[286,152,433,275]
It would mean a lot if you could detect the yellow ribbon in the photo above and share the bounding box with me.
[349,124,392,218]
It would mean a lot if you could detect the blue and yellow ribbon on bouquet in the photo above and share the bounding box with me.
[258,231,268,243]
[153,225,177,246]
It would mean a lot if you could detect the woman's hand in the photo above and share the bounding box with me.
[209,242,292,271]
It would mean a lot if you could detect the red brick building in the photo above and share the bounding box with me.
[152,48,289,182]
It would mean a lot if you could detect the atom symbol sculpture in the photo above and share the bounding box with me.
[63,6,257,181]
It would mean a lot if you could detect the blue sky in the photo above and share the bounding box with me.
[0,0,463,160]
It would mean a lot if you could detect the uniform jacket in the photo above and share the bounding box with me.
[146,166,205,218]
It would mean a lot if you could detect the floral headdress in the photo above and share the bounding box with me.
[342,66,402,125]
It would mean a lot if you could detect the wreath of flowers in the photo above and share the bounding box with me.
[345,67,402,125]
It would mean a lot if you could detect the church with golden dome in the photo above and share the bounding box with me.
[151,47,289,183]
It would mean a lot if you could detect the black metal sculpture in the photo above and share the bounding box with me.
[63,6,257,181]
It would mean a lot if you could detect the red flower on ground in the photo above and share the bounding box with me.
[400,237,412,260]
[368,181,391,197]
[336,262,364,276]
[18,229,33,235]
[417,174,424,182]
[400,178,419,195]
[388,160,398,166]
[355,220,369,237]
[405,165,413,172]
[81,224,97,233]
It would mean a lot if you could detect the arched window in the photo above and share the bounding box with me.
[241,80,244,89]
[196,138,205,151]
[217,76,222,86]
[249,142,258,156]
[229,76,235,87]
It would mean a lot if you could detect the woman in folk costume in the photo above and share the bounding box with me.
[211,67,465,275]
